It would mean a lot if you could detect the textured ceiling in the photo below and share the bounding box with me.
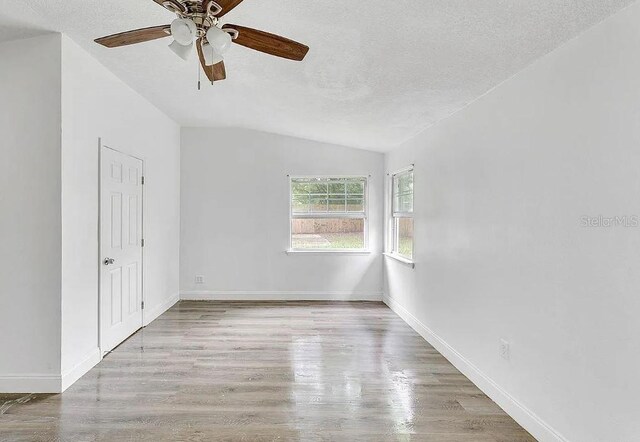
[0,1,51,43]
[1,0,636,151]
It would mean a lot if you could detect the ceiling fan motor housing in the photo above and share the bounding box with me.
[164,0,221,35]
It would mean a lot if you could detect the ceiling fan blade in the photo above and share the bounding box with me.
[95,25,170,48]
[211,61,227,81]
[222,24,309,61]
[196,38,227,82]
[205,0,244,17]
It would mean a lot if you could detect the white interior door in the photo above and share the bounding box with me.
[100,146,143,354]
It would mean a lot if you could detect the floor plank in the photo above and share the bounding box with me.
[0,301,535,441]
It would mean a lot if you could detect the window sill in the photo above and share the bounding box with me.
[286,249,372,255]
[384,252,415,268]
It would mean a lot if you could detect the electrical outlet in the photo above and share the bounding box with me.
[195,275,204,284]
[499,339,510,361]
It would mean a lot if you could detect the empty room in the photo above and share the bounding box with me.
[1,0,638,440]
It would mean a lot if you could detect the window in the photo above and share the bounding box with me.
[391,168,414,260]
[290,177,367,251]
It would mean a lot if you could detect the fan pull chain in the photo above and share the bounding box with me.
[197,59,201,90]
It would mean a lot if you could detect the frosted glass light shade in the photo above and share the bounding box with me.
[206,26,232,54]
[169,40,193,60]
[170,18,197,46]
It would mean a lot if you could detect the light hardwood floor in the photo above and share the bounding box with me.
[0,301,535,441]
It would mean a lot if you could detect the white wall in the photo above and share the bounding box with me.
[384,3,640,441]
[60,36,181,383]
[0,33,180,392]
[180,128,384,300]
[0,34,62,391]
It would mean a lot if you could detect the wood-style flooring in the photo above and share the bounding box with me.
[0,301,535,441]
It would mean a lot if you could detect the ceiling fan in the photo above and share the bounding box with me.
[94,0,309,84]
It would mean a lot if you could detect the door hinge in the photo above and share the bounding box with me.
[141,238,145,247]
[141,301,145,310]
[141,176,145,185]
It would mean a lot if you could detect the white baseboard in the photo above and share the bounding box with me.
[383,294,568,442]
[0,349,102,394]
[0,374,61,393]
[61,348,101,392]
[181,291,383,301]
[143,293,180,326]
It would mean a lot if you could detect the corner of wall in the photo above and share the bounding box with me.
[143,294,180,327]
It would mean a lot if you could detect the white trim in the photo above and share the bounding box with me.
[97,138,103,353]
[143,293,180,326]
[98,141,145,355]
[390,168,414,258]
[0,294,177,394]
[383,294,568,442]
[388,164,415,176]
[61,348,101,392]
[0,374,61,393]
[286,249,371,255]
[288,175,371,179]
[292,213,366,220]
[181,291,383,301]
[2,295,179,394]
[383,252,415,268]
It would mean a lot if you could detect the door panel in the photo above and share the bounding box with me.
[110,268,122,325]
[101,146,143,353]
[111,193,122,248]
[127,262,138,314]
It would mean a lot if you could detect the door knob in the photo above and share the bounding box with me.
[103,257,115,265]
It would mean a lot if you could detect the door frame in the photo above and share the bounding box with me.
[98,138,145,356]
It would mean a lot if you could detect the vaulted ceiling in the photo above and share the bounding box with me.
[1,0,635,151]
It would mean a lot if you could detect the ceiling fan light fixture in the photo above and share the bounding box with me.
[94,0,310,84]
[170,18,197,46]
[169,40,193,60]
[206,26,232,54]
[202,42,224,65]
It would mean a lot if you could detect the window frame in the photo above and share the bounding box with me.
[288,175,369,253]
[389,166,414,262]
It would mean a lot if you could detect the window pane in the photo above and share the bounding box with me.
[328,182,345,194]
[398,195,412,212]
[395,217,413,259]
[292,177,366,215]
[328,198,346,212]
[292,218,365,250]
[346,198,364,212]
[393,170,413,213]
[346,181,364,195]
[291,181,309,194]
[292,195,309,212]
[310,196,328,211]
[309,182,328,194]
